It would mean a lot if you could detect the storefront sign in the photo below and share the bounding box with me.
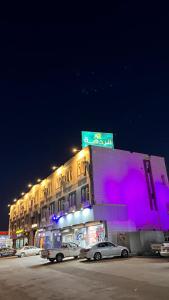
[82,131,114,149]
[0,231,8,235]
[16,229,24,234]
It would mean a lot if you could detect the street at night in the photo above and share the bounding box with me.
[0,256,169,300]
[1,3,169,300]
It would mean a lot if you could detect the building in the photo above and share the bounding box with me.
[9,146,169,253]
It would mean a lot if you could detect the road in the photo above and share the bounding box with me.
[0,255,169,300]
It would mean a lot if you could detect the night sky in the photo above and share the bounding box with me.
[0,3,169,230]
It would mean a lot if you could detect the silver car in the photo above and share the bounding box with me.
[80,241,129,261]
[16,246,42,258]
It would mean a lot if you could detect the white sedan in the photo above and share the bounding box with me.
[160,243,169,257]
[16,246,42,258]
[80,241,129,261]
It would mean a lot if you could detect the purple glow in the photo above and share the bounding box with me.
[92,147,169,231]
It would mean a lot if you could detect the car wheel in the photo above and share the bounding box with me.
[20,252,26,258]
[121,249,128,258]
[94,252,102,261]
[56,253,64,263]
[74,256,78,259]
[49,258,55,263]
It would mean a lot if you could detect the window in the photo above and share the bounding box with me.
[98,243,106,248]
[77,158,87,176]
[58,197,65,212]
[105,242,115,247]
[161,174,167,185]
[143,160,157,211]
[49,202,55,215]
[81,185,89,203]
[69,242,78,248]
[42,206,48,218]
[68,192,76,208]
[62,243,68,248]
[65,167,72,183]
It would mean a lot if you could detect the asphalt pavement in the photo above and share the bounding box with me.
[0,255,169,300]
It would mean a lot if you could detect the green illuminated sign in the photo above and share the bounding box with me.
[82,131,114,149]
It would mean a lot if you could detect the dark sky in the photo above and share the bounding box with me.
[1,3,169,229]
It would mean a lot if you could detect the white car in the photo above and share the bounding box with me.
[160,243,169,257]
[16,246,42,258]
[80,241,129,261]
[41,242,81,263]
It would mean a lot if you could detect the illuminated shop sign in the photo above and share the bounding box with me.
[82,131,114,149]
[0,231,8,235]
[16,229,24,234]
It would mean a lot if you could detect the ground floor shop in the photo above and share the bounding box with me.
[35,221,106,249]
[32,205,167,253]
[13,236,28,249]
[12,229,36,249]
[0,232,12,248]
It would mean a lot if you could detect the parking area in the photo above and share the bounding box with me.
[0,255,169,300]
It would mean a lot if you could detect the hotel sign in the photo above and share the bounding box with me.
[82,131,114,149]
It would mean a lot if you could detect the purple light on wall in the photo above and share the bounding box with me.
[92,147,169,231]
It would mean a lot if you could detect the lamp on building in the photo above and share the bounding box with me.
[7,204,10,207]
[72,148,80,153]
[21,192,25,196]
[28,183,32,188]
[37,178,41,183]
[13,198,17,202]
[51,166,57,171]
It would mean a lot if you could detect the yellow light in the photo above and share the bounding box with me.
[72,148,79,153]
[78,149,84,159]
[21,192,25,196]
[8,204,10,207]
[57,167,63,175]
[28,183,32,188]
[37,178,41,183]
[52,166,57,171]
[13,199,17,202]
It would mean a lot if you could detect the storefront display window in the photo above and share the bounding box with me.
[87,224,105,245]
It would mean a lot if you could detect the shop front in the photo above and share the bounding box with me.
[35,221,106,249]
[0,232,12,248]
[14,229,28,249]
[61,222,106,248]
[35,208,107,249]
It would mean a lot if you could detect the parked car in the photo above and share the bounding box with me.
[80,241,129,261]
[160,243,169,257]
[41,242,81,263]
[0,247,16,257]
[16,246,42,258]
[150,243,162,255]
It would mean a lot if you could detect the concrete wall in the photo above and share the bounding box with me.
[91,147,169,231]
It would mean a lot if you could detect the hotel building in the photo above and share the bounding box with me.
[9,146,169,253]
